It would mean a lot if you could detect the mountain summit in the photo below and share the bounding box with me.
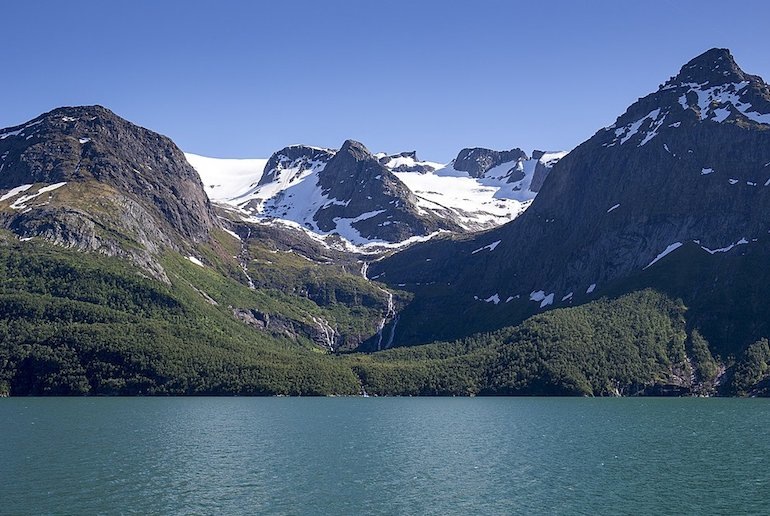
[0,106,217,277]
[372,48,770,351]
[670,48,753,87]
[602,48,770,149]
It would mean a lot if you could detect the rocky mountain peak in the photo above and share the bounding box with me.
[1,105,216,238]
[309,139,461,241]
[338,139,371,161]
[602,49,770,150]
[453,147,528,178]
[371,48,770,347]
[317,140,391,199]
[378,150,438,174]
[669,48,744,87]
[259,144,334,186]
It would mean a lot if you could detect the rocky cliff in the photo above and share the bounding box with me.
[371,48,770,350]
[0,105,218,277]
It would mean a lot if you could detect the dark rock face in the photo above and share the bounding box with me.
[0,106,219,280]
[452,147,528,177]
[378,151,437,173]
[529,150,558,192]
[314,140,460,241]
[259,145,335,187]
[373,48,770,345]
[0,105,216,242]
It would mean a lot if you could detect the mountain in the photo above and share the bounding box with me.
[5,48,770,397]
[371,48,770,356]
[0,105,217,279]
[198,140,461,246]
[187,144,566,243]
[0,108,403,395]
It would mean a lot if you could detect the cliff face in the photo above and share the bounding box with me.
[312,140,461,242]
[371,48,770,348]
[0,106,219,278]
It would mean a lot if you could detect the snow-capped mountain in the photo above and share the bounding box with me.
[186,143,566,246]
[371,48,770,349]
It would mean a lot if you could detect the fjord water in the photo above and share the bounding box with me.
[1,398,768,514]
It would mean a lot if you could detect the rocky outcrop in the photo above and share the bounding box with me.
[0,106,216,241]
[378,151,438,173]
[233,308,338,350]
[452,147,528,177]
[259,145,335,186]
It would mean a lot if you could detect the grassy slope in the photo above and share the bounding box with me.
[0,234,361,396]
[2,231,769,396]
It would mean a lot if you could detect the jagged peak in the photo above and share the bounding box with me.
[338,139,372,160]
[602,49,770,148]
[680,48,739,80]
[259,144,335,186]
[390,151,418,160]
[453,147,528,177]
[661,48,753,90]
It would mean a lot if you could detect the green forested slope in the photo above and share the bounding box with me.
[2,236,768,397]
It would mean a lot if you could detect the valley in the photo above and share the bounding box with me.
[2,48,770,396]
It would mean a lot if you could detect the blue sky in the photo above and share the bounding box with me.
[3,0,769,161]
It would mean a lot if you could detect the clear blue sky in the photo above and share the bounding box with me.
[3,0,769,162]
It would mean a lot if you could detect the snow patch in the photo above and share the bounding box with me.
[472,240,502,254]
[700,238,748,254]
[484,294,501,305]
[0,184,33,202]
[186,256,205,267]
[678,81,770,124]
[609,108,665,147]
[379,154,443,173]
[185,153,269,202]
[529,290,554,308]
[643,242,683,270]
[586,283,596,294]
[222,228,241,241]
[10,182,67,209]
[701,168,714,175]
[607,204,620,213]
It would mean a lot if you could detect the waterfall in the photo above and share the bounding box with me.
[239,226,255,290]
[311,315,337,351]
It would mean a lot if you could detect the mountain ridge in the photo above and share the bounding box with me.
[187,143,566,246]
[370,47,770,349]
[3,47,770,396]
